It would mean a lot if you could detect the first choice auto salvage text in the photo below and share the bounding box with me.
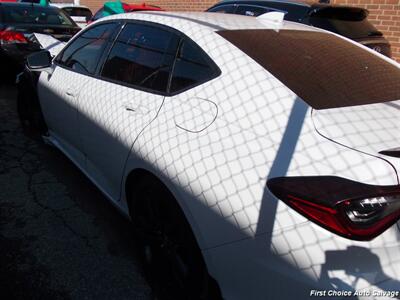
[310,289,399,297]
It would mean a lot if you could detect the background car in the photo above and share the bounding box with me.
[0,2,80,81]
[207,0,392,57]
[51,4,93,28]
[89,2,163,23]
[19,11,400,300]
[17,0,51,3]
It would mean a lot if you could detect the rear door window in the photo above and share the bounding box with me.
[101,23,180,93]
[207,4,237,14]
[170,38,221,94]
[218,29,400,109]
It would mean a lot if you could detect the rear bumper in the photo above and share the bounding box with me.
[204,221,400,300]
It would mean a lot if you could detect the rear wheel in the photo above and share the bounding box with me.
[128,175,221,300]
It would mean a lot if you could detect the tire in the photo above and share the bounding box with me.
[128,176,221,300]
[17,83,48,138]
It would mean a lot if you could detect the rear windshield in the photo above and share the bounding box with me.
[309,7,381,39]
[1,5,74,26]
[62,7,93,20]
[218,29,400,110]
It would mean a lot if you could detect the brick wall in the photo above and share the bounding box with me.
[80,0,217,13]
[332,0,400,61]
[79,0,399,61]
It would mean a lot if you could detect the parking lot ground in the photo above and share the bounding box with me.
[0,83,153,299]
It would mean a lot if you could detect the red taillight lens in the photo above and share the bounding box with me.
[0,30,27,44]
[267,176,400,241]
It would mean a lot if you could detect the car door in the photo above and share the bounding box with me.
[38,22,120,167]
[77,22,180,201]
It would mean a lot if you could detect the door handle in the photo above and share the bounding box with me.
[122,103,149,114]
[65,88,76,97]
[122,101,134,111]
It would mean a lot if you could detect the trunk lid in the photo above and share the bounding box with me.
[11,24,79,42]
[313,101,400,183]
[33,33,66,56]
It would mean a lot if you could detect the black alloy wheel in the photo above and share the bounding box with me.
[129,176,221,300]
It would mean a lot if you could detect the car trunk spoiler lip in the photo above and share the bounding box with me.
[379,148,400,159]
[33,33,65,56]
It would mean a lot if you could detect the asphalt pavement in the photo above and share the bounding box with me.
[0,83,153,299]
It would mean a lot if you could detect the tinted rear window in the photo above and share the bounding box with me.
[1,5,74,26]
[170,38,221,93]
[207,4,237,14]
[235,5,270,17]
[309,7,381,39]
[218,29,400,109]
[63,7,93,20]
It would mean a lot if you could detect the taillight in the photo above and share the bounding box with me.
[267,176,400,241]
[0,30,28,45]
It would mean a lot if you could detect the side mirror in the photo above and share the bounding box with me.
[26,50,53,74]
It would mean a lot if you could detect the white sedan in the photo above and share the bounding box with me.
[18,11,400,300]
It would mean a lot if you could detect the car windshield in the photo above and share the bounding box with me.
[218,29,400,109]
[2,5,74,26]
[309,7,381,39]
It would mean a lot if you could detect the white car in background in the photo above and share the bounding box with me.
[51,3,92,28]
[17,11,400,300]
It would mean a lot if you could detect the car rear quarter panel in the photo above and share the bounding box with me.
[121,23,400,243]
[119,17,400,298]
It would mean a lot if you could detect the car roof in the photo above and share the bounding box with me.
[51,3,90,9]
[124,3,162,10]
[101,11,321,32]
[217,0,314,8]
[213,0,360,11]
[0,2,56,7]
